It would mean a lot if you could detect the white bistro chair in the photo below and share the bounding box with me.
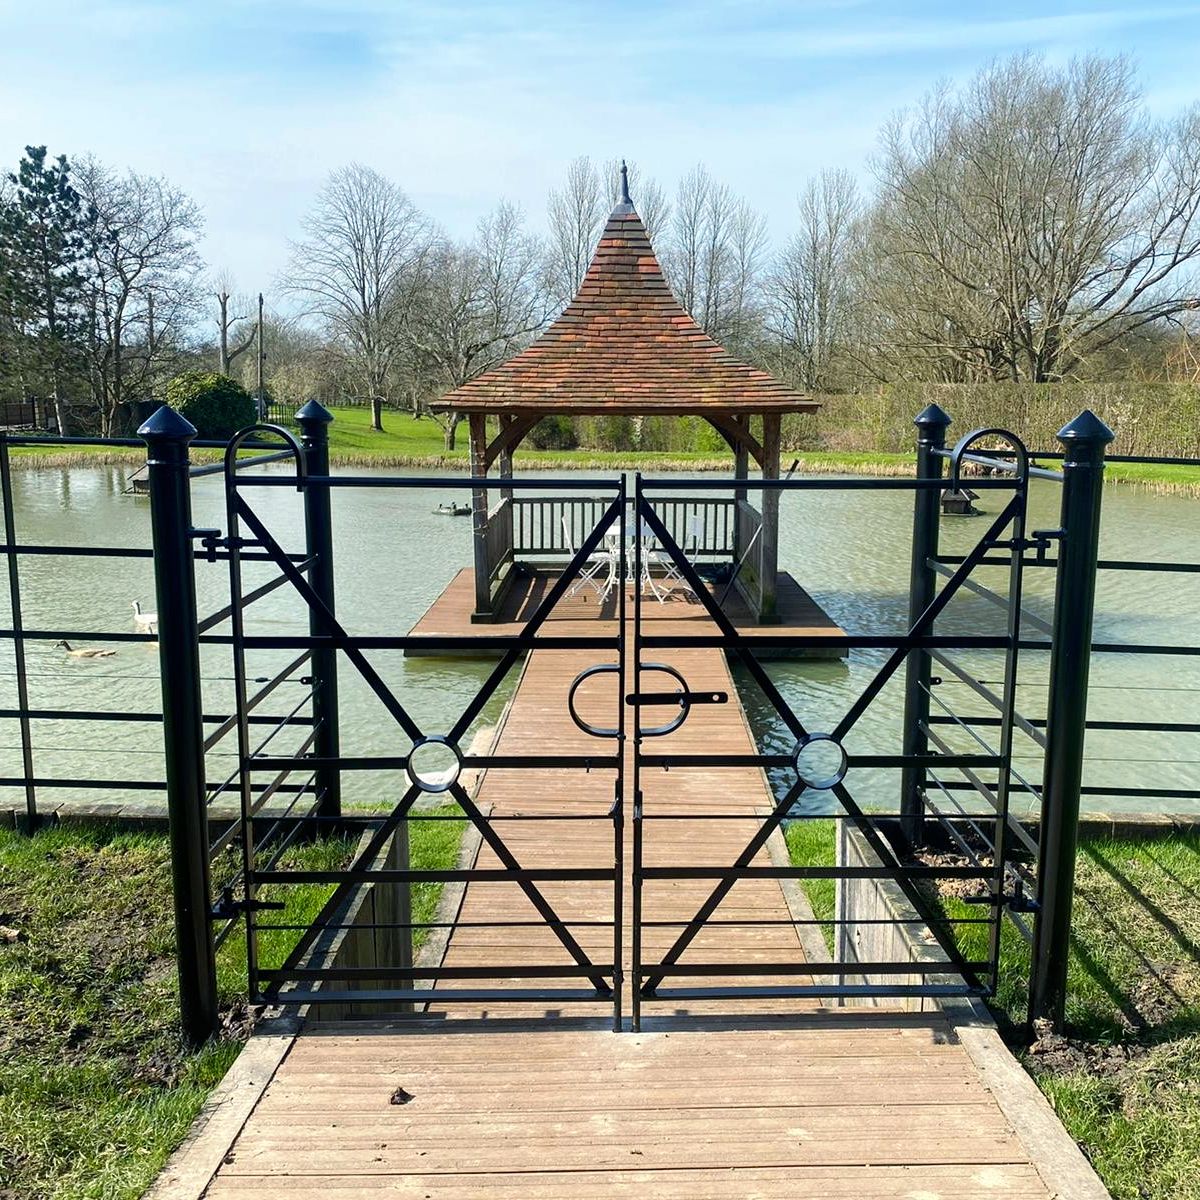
[642,514,701,602]
[563,515,617,600]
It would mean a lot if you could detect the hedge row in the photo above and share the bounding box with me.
[537,383,1200,459]
[787,383,1200,458]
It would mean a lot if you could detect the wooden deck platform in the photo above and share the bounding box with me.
[405,568,847,657]
[198,591,1087,1199]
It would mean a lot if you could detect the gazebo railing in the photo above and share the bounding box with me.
[485,496,514,582]
[512,495,736,557]
[733,498,764,609]
[513,496,609,555]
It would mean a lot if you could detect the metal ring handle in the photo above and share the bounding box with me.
[567,663,621,739]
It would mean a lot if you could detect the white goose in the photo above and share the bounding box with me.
[131,600,158,636]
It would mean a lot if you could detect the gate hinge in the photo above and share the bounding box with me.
[211,885,286,921]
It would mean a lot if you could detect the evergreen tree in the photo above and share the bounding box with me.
[0,147,89,431]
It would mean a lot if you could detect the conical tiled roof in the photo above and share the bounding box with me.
[434,190,817,416]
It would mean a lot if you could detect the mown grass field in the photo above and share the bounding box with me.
[787,820,1200,1200]
[0,808,464,1200]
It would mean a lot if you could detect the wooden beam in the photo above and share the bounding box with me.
[483,413,540,471]
[759,413,781,623]
[468,413,490,619]
[706,414,765,468]
[497,415,516,570]
[732,418,749,560]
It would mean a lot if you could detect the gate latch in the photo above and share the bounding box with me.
[191,527,225,562]
[626,663,728,738]
[211,885,286,921]
[1026,528,1063,565]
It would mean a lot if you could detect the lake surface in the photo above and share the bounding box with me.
[2,464,1197,818]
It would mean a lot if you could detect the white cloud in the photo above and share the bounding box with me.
[0,1,1196,293]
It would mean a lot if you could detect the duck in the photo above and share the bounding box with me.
[57,640,116,659]
[131,600,158,635]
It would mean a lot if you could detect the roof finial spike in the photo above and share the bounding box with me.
[620,159,631,205]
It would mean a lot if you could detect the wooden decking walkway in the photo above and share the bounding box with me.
[199,582,1083,1199]
[405,567,847,657]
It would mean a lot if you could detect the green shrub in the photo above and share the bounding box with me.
[577,414,636,451]
[528,415,579,450]
[165,371,257,439]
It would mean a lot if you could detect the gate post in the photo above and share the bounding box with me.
[1029,410,1113,1029]
[296,400,341,827]
[899,403,951,846]
[139,405,220,1045]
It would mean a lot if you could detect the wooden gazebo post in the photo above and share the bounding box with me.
[468,413,490,620]
[434,162,816,624]
[760,414,781,622]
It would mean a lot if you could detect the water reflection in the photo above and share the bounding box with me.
[0,465,1196,817]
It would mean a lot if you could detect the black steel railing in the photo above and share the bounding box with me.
[3,407,1198,1041]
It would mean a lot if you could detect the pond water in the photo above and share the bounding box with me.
[1,464,1197,819]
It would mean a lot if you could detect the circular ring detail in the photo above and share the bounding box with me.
[792,733,848,790]
[406,735,463,794]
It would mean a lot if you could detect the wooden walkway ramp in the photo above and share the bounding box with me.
[202,589,1074,1199]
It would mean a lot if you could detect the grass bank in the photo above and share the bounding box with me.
[9,406,1198,493]
[786,820,1200,1200]
[0,808,463,1200]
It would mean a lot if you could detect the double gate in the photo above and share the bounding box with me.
[214,421,1041,1028]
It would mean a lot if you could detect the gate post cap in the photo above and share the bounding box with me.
[1056,409,1114,447]
[914,403,952,431]
[296,399,334,426]
[138,404,197,444]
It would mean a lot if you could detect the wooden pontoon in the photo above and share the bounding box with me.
[432,164,822,627]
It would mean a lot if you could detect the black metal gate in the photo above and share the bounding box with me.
[625,430,1037,1027]
[218,420,630,1028]
[152,409,1108,1037]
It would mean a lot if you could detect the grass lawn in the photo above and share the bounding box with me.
[786,820,1200,1200]
[0,806,464,1200]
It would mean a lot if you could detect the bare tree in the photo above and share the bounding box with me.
[866,54,1200,381]
[663,164,766,346]
[765,169,859,389]
[547,157,605,309]
[408,202,549,448]
[75,157,203,434]
[284,164,432,430]
[213,273,258,375]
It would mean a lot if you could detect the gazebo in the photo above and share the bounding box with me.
[432,165,819,624]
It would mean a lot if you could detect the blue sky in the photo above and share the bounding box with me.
[1,0,1198,291]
